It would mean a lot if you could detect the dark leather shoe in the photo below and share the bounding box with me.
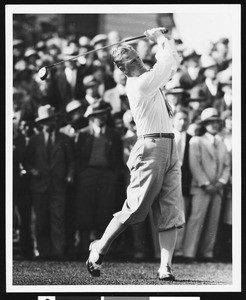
[86,240,105,277]
[158,265,175,281]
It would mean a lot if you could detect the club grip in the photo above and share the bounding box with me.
[123,29,168,43]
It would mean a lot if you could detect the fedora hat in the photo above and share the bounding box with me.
[201,107,221,123]
[35,104,60,123]
[84,100,111,118]
[201,56,218,70]
[185,86,206,102]
[66,99,83,114]
[24,48,39,58]
[166,87,187,95]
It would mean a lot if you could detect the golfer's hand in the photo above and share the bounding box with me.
[144,27,168,43]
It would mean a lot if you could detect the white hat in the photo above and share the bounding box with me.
[201,107,221,123]
[35,104,59,123]
[66,99,82,114]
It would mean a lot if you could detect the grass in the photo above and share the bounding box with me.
[12,260,232,286]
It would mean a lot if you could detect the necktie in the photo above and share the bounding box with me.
[159,88,173,117]
[46,132,53,163]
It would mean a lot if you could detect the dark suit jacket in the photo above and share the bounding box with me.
[179,69,204,90]
[24,131,74,193]
[75,125,123,174]
[181,133,192,196]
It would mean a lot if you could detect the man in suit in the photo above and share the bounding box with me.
[172,108,193,259]
[24,105,74,260]
[179,49,204,90]
[74,100,123,254]
[182,107,230,262]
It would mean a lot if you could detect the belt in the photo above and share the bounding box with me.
[138,133,175,139]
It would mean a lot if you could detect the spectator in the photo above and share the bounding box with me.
[74,100,123,256]
[103,67,129,114]
[91,34,114,75]
[179,48,203,90]
[60,99,88,138]
[13,39,26,70]
[59,99,88,258]
[111,111,127,138]
[24,105,75,260]
[172,108,193,260]
[182,107,230,262]
[200,57,221,103]
[216,80,232,113]
[185,86,208,124]
[212,37,231,71]
[91,62,116,97]
[62,53,86,100]
[165,87,189,112]
[13,115,34,259]
[216,109,232,262]
[82,74,103,108]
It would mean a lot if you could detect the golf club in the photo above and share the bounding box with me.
[38,28,168,80]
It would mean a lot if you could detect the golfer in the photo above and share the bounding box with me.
[86,27,185,281]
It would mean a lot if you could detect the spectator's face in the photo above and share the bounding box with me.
[205,120,221,135]
[93,69,104,83]
[204,66,218,80]
[41,119,57,132]
[121,49,145,77]
[114,118,124,131]
[69,110,81,122]
[91,112,108,128]
[85,84,100,97]
[173,112,189,132]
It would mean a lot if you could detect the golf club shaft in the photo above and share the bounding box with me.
[45,35,147,69]
[45,29,168,69]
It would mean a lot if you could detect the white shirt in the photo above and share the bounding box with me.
[43,130,55,145]
[126,36,179,135]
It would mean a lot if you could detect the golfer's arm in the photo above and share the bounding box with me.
[139,36,178,94]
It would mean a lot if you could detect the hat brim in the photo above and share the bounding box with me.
[87,108,111,118]
[35,113,60,123]
[67,105,83,114]
[202,117,222,123]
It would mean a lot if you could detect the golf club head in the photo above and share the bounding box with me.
[38,67,49,81]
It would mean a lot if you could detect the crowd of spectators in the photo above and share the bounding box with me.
[12,20,232,262]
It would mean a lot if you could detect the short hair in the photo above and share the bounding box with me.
[111,44,136,70]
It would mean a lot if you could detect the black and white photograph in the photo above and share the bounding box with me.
[5,3,241,294]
